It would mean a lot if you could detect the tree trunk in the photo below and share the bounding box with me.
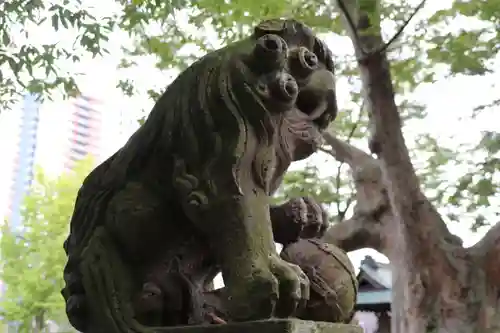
[319,1,500,331]
[322,132,500,333]
[33,312,45,333]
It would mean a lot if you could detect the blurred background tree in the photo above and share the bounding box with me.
[114,0,499,230]
[0,158,94,332]
[0,0,115,109]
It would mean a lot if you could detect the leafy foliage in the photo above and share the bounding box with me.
[276,161,356,221]
[0,158,94,332]
[116,0,499,230]
[0,0,115,109]
[427,0,500,76]
[445,131,500,230]
[1,0,498,264]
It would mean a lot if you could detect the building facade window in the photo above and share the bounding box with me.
[74,139,89,148]
[73,128,91,138]
[71,147,87,157]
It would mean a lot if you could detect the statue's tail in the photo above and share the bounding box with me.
[61,192,112,332]
[65,227,148,332]
[61,200,117,331]
[61,157,119,332]
[62,248,89,331]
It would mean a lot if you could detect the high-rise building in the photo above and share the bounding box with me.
[1,93,105,224]
[0,93,128,222]
[1,93,106,332]
[1,93,41,332]
[64,94,103,171]
[7,94,41,229]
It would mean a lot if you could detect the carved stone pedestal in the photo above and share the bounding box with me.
[154,319,362,333]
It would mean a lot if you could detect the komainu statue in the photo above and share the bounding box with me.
[61,18,358,333]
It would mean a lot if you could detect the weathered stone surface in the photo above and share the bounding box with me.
[60,17,355,333]
[282,240,358,323]
[154,319,362,333]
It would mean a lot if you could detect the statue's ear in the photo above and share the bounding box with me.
[313,38,335,72]
[254,19,316,52]
[254,19,287,39]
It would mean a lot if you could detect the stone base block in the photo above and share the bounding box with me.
[154,319,362,333]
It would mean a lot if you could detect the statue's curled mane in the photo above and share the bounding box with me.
[62,41,279,329]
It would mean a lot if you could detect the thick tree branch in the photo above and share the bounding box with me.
[470,222,500,284]
[471,222,500,255]
[322,212,385,253]
[336,0,462,286]
[332,105,364,218]
[322,131,372,167]
[321,132,387,215]
[321,133,463,264]
[321,133,390,254]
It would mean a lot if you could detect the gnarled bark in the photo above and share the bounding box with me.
[321,132,500,332]
[317,1,500,331]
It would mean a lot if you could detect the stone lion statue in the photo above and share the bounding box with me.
[61,18,355,333]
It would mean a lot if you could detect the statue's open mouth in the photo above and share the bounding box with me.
[296,89,325,119]
[280,69,338,161]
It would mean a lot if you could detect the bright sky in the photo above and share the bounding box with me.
[0,0,498,282]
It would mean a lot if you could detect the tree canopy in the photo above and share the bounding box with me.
[0,158,94,332]
[1,0,500,331]
[114,0,500,230]
[0,0,114,108]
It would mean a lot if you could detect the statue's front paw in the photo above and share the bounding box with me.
[270,255,310,318]
[271,197,329,245]
[296,196,329,239]
[225,255,309,321]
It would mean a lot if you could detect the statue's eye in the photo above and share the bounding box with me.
[268,73,298,103]
[290,47,319,78]
[303,50,318,68]
[254,19,287,39]
[252,34,288,73]
[313,39,334,72]
[296,89,320,116]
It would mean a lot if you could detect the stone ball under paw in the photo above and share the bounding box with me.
[280,238,358,323]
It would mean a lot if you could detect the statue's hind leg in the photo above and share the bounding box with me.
[102,182,212,328]
[79,226,149,333]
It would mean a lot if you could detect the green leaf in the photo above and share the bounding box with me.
[0,1,114,110]
[0,158,95,328]
[51,14,59,31]
[59,8,69,29]
[2,30,10,45]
